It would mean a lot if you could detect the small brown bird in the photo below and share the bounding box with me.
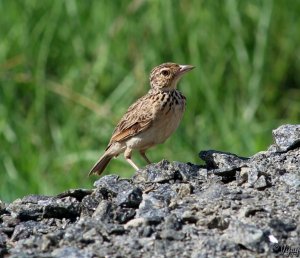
[89,62,194,176]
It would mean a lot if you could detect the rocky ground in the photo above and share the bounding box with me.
[1,124,300,257]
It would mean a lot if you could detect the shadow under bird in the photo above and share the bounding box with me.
[89,62,195,176]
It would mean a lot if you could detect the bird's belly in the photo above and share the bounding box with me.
[153,107,184,143]
[126,106,184,150]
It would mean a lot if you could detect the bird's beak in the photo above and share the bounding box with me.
[177,65,195,76]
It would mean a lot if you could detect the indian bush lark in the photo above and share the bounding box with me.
[89,62,194,176]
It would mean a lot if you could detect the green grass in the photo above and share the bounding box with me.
[0,0,300,202]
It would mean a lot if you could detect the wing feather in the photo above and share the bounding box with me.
[107,94,155,146]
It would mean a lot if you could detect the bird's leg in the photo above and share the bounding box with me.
[124,148,139,171]
[139,150,152,164]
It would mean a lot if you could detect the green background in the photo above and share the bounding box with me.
[1,0,299,202]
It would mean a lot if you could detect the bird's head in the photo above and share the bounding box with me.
[149,62,194,90]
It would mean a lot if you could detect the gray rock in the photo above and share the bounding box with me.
[132,160,177,183]
[116,187,143,208]
[7,198,45,221]
[207,216,229,230]
[1,124,300,257]
[280,173,300,188]
[57,188,93,201]
[94,175,133,194]
[42,197,81,220]
[247,167,259,186]
[114,207,136,224]
[200,182,229,199]
[223,221,265,251]
[81,193,102,217]
[199,150,250,180]
[171,161,202,181]
[159,229,185,240]
[92,200,114,221]
[6,195,81,221]
[272,124,300,151]
[51,246,92,258]
[136,184,176,220]
[0,231,8,257]
[11,220,51,241]
[269,218,297,233]
[199,150,249,170]
[253,175,268,189]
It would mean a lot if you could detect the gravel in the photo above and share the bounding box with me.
[1,124,299,257]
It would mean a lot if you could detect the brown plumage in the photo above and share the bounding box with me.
[89,62,194,176]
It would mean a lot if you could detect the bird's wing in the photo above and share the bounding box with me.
[107,94,155,147]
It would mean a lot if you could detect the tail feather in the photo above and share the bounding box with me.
[89,154,113,176]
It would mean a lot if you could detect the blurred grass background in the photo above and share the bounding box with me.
[0,0,299,202]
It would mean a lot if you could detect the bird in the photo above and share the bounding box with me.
[89,62,194,176]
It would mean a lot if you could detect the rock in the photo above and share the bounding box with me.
[272,124,300,152]
[138,225,153,237]
[41,231,64,251]
[42,197,81,220]
[81,193,102,217]
[269,218,297,233]
[247,167,259,186]
[199,150,248,170]
[171,183,193,198]
[237,167,250,185]
[7,198,44,221]
[116,187,143,208]
[199,150,250,180]
[164,214,182,231]
[124,218,146,229]
[1,124,300,257]
[136,185,174,220]
[94,175,132,195]
[200,182,230,199]
[159,229,185,240]
[51,246,91,258]
[171,161,202,181]
[6,195,81,221]
[57,189,93,201]
[92,200,114,221]
[181,210,198,223]
[114,207,136,224]
[132,160,178,183]
[0,231,8,257]
[280,173,300,188]
[11,220,51,241]
[253,175,268,189]
[207,216,229,230]
[223,221,265,252]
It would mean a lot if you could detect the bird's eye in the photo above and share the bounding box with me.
[161,70,170,76]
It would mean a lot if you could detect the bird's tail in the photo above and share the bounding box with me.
[89,154,113,176]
